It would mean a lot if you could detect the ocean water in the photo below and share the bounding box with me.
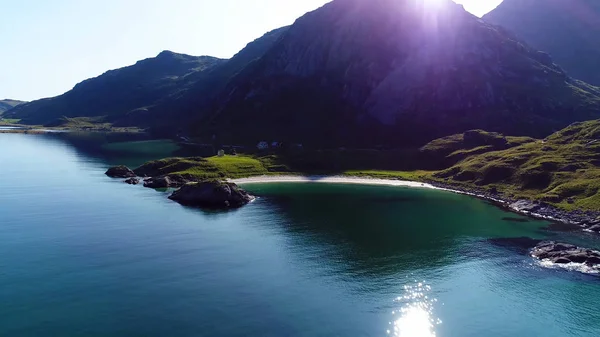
[1,132,600,337]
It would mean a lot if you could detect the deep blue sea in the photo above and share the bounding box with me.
[2,132,600,337]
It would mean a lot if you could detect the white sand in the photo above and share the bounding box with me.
[230,175,438,189]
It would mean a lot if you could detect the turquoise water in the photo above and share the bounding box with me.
[2,133,600,336]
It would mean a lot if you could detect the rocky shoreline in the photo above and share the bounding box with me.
[424,180,600,234]
[106,167,600,232]
[236,175,600,233]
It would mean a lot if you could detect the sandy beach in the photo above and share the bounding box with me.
[231,175,437,189]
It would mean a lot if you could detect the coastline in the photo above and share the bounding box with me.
[231,175,600,231]
[0,125,144,134]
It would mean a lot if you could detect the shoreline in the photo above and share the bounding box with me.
[232,175,600,231]
[0,125,144,134]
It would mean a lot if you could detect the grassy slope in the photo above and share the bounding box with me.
[431,121,600,211]
[134,121,600,211]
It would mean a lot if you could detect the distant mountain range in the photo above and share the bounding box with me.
[6,0,600,147]
[484,0,600,86]
[5,27,288,131]
[0,99,25,114]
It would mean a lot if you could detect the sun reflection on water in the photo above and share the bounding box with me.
[389,282,441,337]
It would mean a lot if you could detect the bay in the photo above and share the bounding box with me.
[1,133,600,337]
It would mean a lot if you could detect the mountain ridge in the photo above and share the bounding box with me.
[0,99,26,114]
[6,0,600,147]
[6,28,289,129]
[484,0,600,86]
[196,0,600,146]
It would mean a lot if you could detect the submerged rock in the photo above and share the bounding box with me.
[124,177,140,185]
[169,181,254,209]
[488,237,542,254]
[501,217,530,223]
[105,165,136,178]
[531,241,600,273]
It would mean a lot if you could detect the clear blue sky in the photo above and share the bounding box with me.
[0,0,502,102]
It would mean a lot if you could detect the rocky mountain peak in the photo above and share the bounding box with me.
[201,0,600,146]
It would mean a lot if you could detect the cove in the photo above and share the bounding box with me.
[2,132,600,337]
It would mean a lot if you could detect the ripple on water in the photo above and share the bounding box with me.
[389,282,441,337]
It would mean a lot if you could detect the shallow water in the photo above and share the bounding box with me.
[1,133,600,336]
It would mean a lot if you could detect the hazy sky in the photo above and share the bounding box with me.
[1,0,502,101]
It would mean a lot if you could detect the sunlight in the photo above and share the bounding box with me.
[390,282,440,337]
[393,305,436,337]
[419,0,504,17]
[422,0,446,10]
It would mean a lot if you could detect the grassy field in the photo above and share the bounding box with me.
[134,156,273,180]
[134,154,434,181]
[0,118,21,124]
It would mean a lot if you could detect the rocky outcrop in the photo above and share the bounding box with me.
[105,166,136,178]
[168,181,254,209]
[142,174,191,189]
[124,177,140,185]
[531,241,600,271]
[509,200,545,213]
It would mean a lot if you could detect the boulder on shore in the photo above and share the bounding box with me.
[105,166,136,178]
[124,177,140,185]
[169,181,255,209]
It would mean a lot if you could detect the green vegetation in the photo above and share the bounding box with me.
[0,118,21,124]
[431,121,600,211]
[341,170,429,181]
[0,116,144,133]
[135,156,274,180]
[135,154,432,183]
[45,116,141,132]
[133,121,600,211]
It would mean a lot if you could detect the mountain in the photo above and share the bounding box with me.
[484,0,600,86]
[133,27,290,134]
[6,27,289,130]
[5,52,225,126]
[197,0,600,147]
[0,99,25,114]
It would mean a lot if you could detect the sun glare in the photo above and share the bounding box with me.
[423,0,446,9]
[420,0,503,17]
[390,282,440,337]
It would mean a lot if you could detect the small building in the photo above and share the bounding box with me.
[217,149,225,157]
[257,141,269,150]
